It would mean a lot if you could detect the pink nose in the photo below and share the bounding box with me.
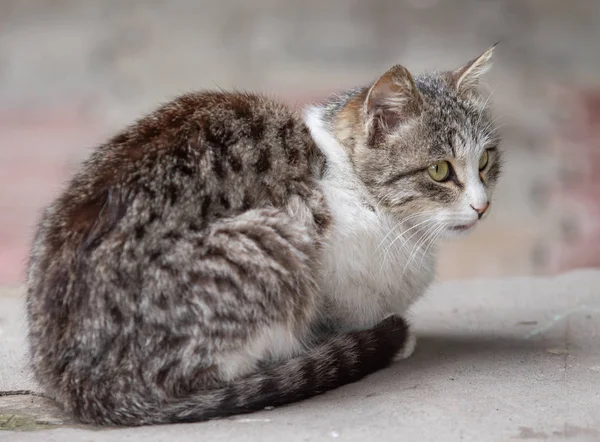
[471,202,489,219]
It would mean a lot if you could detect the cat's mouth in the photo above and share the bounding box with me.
[449,221,476,232]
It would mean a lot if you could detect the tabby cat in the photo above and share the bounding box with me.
[26,46,502,426]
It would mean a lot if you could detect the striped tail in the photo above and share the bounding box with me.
[157,315,408,424]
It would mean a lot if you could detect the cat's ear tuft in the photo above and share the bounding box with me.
[453,44,496,93]
[365,65,423,130]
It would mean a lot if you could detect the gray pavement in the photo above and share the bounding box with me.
[1,270,599,441]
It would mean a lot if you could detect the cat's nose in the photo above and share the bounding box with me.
[471,202,489,219]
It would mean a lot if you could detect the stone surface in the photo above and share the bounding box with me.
[1,270,599,441]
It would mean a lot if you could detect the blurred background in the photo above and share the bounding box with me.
[1,0,599,285]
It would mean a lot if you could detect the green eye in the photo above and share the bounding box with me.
[428,161,451,182]
[479,150,489,170]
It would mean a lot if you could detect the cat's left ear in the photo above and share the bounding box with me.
[453,44,497,93]
[365,64,423,131]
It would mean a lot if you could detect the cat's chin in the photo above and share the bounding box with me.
[443,221,478,239]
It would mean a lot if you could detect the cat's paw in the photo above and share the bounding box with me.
[393,331,417,362]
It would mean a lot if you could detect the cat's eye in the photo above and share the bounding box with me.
[428,161,451,182]
[479,150,489,170]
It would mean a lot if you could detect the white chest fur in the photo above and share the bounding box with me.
[304,107,435,331]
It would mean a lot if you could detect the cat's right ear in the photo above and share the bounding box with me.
[365,65,423,131]
[452,44,496,94]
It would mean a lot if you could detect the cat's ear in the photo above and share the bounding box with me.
[453,44,497,93]
[365,65,423,130]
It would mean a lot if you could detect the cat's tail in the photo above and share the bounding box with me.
[150,315,409,425]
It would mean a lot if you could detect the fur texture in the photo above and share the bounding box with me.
[26,47,502,426]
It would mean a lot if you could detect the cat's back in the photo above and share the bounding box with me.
[79,90,323,209]
[31,91,326,254]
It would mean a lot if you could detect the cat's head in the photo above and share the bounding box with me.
[343,46,502,238]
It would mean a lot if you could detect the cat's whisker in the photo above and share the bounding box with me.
[378,212,437,255]
[375,211,434,253]
[487,113,505,126]
[380,217,435,261]
[417,222,445,268]
[378,218,435,276]
[402,221,443,274]
[484,123,506,138]
[394,220,440,273]
[473,87,497,132]
[418,222,447,269]
[376,210,440,279]
[482,116,505,137]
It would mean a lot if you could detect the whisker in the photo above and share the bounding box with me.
[375,211,433,253]
[475,86,498,129]
[402,221,442,274]
[378,218,436,276]
[378,211,438,255]
[419,222,447,268]
[381,217,434,260]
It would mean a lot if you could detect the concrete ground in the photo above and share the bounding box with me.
[1,270,599,441]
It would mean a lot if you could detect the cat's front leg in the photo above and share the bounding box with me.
[393,326,417,361]
[382,306,417,361]
[386,292,425,361]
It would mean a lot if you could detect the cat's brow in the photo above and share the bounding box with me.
[428,144,453,159]
[383,167,425,185]
[444,128,458,158]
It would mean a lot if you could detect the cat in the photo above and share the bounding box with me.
[26,45,502,426]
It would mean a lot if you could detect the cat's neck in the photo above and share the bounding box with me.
[311,87,369,154]
[303,101,378,209]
